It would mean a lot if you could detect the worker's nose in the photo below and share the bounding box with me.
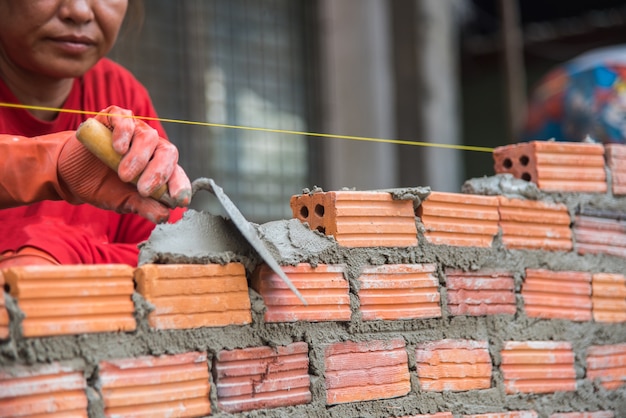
[58,0,95,25]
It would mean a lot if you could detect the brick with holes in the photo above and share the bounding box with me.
[290,190,418,247]
[493,141,606,193]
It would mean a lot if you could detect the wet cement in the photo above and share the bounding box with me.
[2,177,626,417]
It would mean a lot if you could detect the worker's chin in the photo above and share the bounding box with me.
[37,56,99,79]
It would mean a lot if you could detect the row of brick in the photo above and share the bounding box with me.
[1,339,623,416]
[2,264,626,339]
[291,188,575,251]
[493,140,626,195]
[291,188,626,260]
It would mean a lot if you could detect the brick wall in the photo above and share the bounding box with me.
[1,141,626,417]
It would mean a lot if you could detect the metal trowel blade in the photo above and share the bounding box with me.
[194,178,308,306]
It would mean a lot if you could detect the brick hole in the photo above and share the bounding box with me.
[3,283,9,293]
[316,226,326,234]
[521,172,532,181]
[300,205,309,219]
[503,158,513,169]
[315,204,325,217]
[519,155,530,166]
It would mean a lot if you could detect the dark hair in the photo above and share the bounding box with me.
[121,0,144,36]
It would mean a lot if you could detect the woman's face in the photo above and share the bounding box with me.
[0,0,128,79]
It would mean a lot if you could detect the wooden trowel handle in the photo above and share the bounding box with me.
[76,118,170,204]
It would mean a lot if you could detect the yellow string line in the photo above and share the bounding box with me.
[0,102,495,153]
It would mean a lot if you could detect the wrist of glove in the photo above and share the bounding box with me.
[0,247,59,267]
[57,106,192,223]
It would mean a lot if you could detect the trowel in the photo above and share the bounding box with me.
[76,118,307,305]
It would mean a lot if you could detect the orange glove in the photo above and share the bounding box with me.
[0,247,59,267]
[57,106,192,223]
[0,106,191,223]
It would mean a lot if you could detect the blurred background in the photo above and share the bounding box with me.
[108,0,626,223]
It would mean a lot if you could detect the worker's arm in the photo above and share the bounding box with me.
[0,106,192,223]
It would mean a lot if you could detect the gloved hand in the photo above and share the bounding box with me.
[57,106,192,223]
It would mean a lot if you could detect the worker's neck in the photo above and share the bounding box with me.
[0,55,73,122]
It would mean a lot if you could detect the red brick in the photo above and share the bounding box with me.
[251,264,350,322]
[357,264,441,320]
[498,197,572,251]
[215,342,311,413]
[586,343,626,390]
[522,269,592,321]
[445,269,516,316]
[417,192,499,247]
[325,338,410,405]
[0,271,9,340]
[290,190,418,247]
[0,362,88,417]
[493,141,607,192]
[99,351,211,417]
[463,412,538,418]
[550,412,615,418]
[501,341,576,394]
[3,265,135,337]
[399,414,454,418]
[135,263,251,330]
[574,215,626,258]
[415,339,492,392]
[606,143,626,195]
[592,273,626,323]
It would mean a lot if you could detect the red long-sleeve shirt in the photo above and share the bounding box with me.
[0,58,182,266]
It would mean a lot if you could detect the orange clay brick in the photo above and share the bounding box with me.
[290,190,418,247]
[501,341,576,394]
[0,361,88,417]
[325,338,410,405]
[399,414,454,418]
[0,271,9,340]
[463,412,538,418]
[251,264,350,322]
[586,343,626,390]
[417,192,499,247]
[135,263,251,330]
[592,273,626,323]
[522,269,592,321]
[493,141,607,192]
[98,351,211,418]
[445,269,516,316]
[498,197,572,251]
[606,143,626,195]
[550,412,615,418]
[3,264,135,337]
[215,342,311,413]
[574,215,626,258]
[357,264,441,321]
[415,339,492,392]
